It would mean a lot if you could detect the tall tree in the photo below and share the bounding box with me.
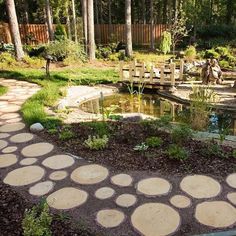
[5,0,24,60]
[71,0,77,42]
[66,0,72,40]
[150,0,154,50]
[125,0,132,57]
[81,0,88,52]
[87,0,95,60]
[45,0,54,41]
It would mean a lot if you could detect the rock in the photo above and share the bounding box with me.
[30,123,44,132]
[57,99,68,110]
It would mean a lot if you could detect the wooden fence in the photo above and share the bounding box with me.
[0,23,167,45]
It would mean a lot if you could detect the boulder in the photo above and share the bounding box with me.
[30,123,44,132]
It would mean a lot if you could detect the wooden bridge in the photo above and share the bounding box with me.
[119,59,185,90]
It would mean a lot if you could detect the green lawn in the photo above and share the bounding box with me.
[0,66,119,128]
[0,85,8,96]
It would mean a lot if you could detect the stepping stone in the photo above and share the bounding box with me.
[170,195,191,209]
[0,113,20,120]
[0,154,17,168]
[226,173,236,189]
[136,177,171,197]
[195,201,236,228]
[21,142,54,157]
[47,187,88,210]
[42,154,75,170]
[4,165,45,186]
[0,101,8,107]
[2,146,17,153]
[1,105,21,113]
[115,194,137,208]
[131,203,181,236]
[20,158,38,166]
[6,118,22,123]
[96,209,125,228]
[111,174,133,187]
[0,96,14,100]
[71,164,109,185]
[49,171,68,181]
[227,192,236,205]
[95,187,115,200]
[0,133,10,139]
[29,181,54,196]
[180,175,221,199]
[0,122,25,132]
[10,133,34,143]
[0,140,8,150]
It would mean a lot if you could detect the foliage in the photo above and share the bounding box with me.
[54,24,67,41]
[185,45,196,62]
[23,56,44,68]
[166,144,189,161]
[157,115,172,129]
[82,121,110,136]
[171,124,193,145]
[0,52,16,66]
[0,85,7,96]
[159,31,172,54]
[145,136,163,148]
[133,142,149,151]
[59,127,75,140]
[22,202,52,236]
[84,135,109,150]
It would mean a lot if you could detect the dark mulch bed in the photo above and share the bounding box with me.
[0,182,99,236]
[40,121,236,178]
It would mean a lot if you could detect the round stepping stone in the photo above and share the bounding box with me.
[0,133,10,139]
[227,192,236,205]
[115,194,137,208]
[0,113,20,120]
[47,187,88,210]
[29,181,54,196]
[111,174,133,187]
[96,209,125,228]
[42,154,75,170]
[6,118,22,123]
[4,165,45,186]
[95,187,115,200]
[1,105,20,113]
[226,173,236,189]
[170,195,191,208]
[21,142,54,157]
[0,154,17,168]
[195,201,236,228]
[20,158,37,166]
[0,122,25,132]
[180,175,221,199]
[136,177,171,197]
[2,146,17,153]
[49,171,68,181]
[71,164,109,185]
[131,203,180,236]
[0,140,8,150]
[10,133,34,143]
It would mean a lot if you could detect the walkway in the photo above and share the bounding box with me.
[1,78,236,236]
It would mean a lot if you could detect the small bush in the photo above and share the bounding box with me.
[171,124,193,144]
[185,45,196,62]
[134,142,149,151]
[84,135,109,150]
[59,129,75,140]
[82,121,109,136]
[157,115,172,129]
[145,136,163,148]
[22,202,52,236]
[204,49,220,59]
[54,24,67,41]
[166,144,189,161]
[219,60,230,68]
[0,52,16,66]
[160,31,172,54]
[23,55,44,68]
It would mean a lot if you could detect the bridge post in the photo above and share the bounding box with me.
[179,59,184,80]
[119,61,124,81]
[150,64,154,83]
[170,63,176,86]
[160,66,165,85]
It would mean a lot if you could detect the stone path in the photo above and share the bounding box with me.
[1,78,236,235]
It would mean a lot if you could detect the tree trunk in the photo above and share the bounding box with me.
[95,0,101,43]
[125,0,132,57]
[66,1,72,40]
[23,0,29,24]
[87,0,96,60]
[45,0,54,41]
[108,0,112,37]
[71,0,78,43]
[226,0,233,24]
[142,0,146,24]
[81,0,88,53]
[5,0,24,60]
[150,0,154,51]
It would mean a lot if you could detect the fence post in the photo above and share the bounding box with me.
[140,62,145,83]
[133,59,137,76]
[150,64,154,83]
[160,66,165,85]
[129,63,134,83]
[170,63,176,86]
[179,59,184,80]
[119,61,124,81]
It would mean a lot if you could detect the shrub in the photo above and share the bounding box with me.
[204,49,220,59]
[166,144,189,161]
[54,24,67,41]
[23,55,44,68]
[171,124,193,144]
[82,121,109,136]
[185,45,196,62]
[219,60,230,68]
[22,202,52,236]
[0,52,16,65]
[84,135,109,150]
[145,136,163,148]
[59,129,75,141]
[157,115,172,129]
[215,46,230,57]
[160,31,172,54]
[134,142,149,151]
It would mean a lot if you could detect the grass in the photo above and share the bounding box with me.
[0,66,119,127]
[0,85,7,96]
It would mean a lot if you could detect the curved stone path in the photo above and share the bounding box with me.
[1,78,236,235]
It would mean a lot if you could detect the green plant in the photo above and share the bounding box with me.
[185,45,196,62]
[233,150,236,158]
[166,144,189,161]
[157,115,172,129]
[201,140,228,159]
[160,31,172,54]
[22,202,52,236]
[103,105,119,119]
[133,142,149,151]
[171,124,193,144]
[54,24,67,41]
[145,136,163,148]
[82,121,110,136]
[84,135,109,150]
[59,129,75,140]
[0,85,8,96]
